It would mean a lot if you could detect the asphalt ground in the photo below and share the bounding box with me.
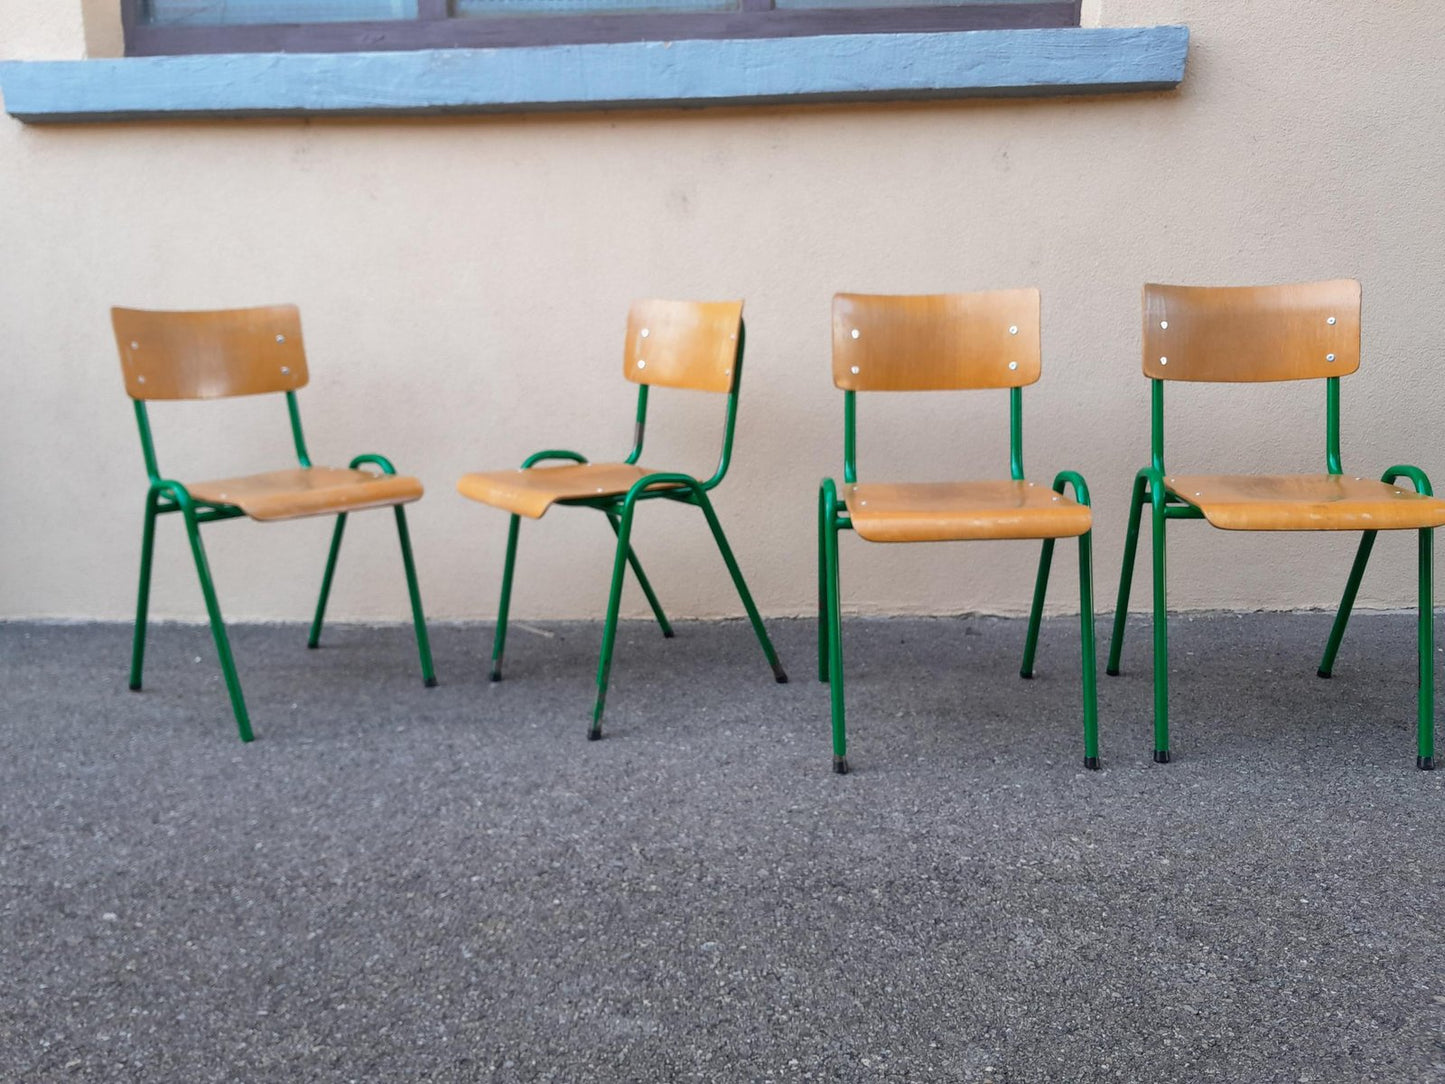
[1,613,1441,1082]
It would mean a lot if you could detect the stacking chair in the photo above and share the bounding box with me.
[1107,280,1445,769]
[457,299,787,739]
[819,290,1100,774]
[113,305,436,742]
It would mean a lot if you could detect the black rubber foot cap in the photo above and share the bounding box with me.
[663,629,676,639]
[1153,749,1172,764]
[128,681,142,692]
[1105,668,1120,677]
[1084,756,1100,771]
[587,727,603,742]
[833,755,850,775]
[489,670,502,683]
[1020,670,1035,680]
[1419,755,1435,771]
[1317,669,1332,679]
[772,664,789,684]
[424,677,438,688]
[306,642,319,650]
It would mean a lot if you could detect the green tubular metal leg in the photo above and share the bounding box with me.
[1018,471,1100,769]
[590,472,787,741]
[308,513,348,649]
[818,480,831,684]
[130,479,254,742]
[307,452,436,688]
[1318,465,1437,769]
[821,478,848,773]
[604,511,674,639]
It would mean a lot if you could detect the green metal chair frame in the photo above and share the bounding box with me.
[1107,281,1439,769]
[119,308,436,742]
[818,291,1100,774]
[478,312,787,740]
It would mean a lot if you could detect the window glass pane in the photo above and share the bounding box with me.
[143,0,419,24]
[456,0,736,15]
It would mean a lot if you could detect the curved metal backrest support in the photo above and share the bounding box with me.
[1142,280,1361,383]
[832,289,1042,392]
[622,299,744,394]
[112,304,309,401]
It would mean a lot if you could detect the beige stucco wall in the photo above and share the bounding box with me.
[2,1,1444,625]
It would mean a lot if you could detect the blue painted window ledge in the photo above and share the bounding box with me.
[0,25,1187,122]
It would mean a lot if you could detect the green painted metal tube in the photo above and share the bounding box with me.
[1418,527,1435,769]
[1009,387,1024,481]
[1077,525,1100,768]
[699,321,746,491]
[307,513,348,649]
[817,479,832,683]
[693,487,787,683]
[128,488,162,691]
[604,511,673,638]
[523,449,588,468]
[591,497,637,740]
[1148,467,1170,762]
[1325,377,1342,475]
[286,391,312,469]
[1150,379,1165,476]
[822,477,847,773]
[393,505,437,687]
[1317,530,1376,678]
[1020,538,1055,679]
[843,391,857,485]
[166,482,252,743]
[625,385,648,465]
[133,401,161,483]
[1106,470,1151,675]
[490,514,521,682]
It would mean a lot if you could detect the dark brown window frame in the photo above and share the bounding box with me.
[121,0,1081,55]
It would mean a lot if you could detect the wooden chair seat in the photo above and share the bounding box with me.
[1164,473,1445,532]
[187,467,423,522]
[844,480,1092,543]
[457,462,678,519]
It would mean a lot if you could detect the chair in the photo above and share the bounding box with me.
[819,290,1099,774]
[113,305,437,742]
[457,298,787,739]
[1106,280,1445,769]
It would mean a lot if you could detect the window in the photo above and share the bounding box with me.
[122,0,1081,54]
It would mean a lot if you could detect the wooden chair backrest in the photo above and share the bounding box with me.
[622,299,744,394]
[832,290,1041,392]
[1142,280,1361,382]
[112,305,309,401]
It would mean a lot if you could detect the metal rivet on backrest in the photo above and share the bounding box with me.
[1160,320,1168,330]
[1008,362,1018,371]
[1326,354,1336,363]
[1159,357,1168,366]
[1009,326,1018,336]
[850,329,860,340]
[281,366,290,375]
[276,334,286,344]
[850,366,860,375]
[637,360,647,369]
[130,341,139,350]
[640,328,650,338]
[137,375,146,384]
[1327,316,1337,326]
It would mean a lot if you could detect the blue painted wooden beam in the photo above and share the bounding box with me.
[0,25,1187,123]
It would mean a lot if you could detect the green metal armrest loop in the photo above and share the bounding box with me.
[349,453,397,475]
[522,449,589,469]
[149,478,197,514]
[1052,469,1091,506]
[1382,464,1433,496]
